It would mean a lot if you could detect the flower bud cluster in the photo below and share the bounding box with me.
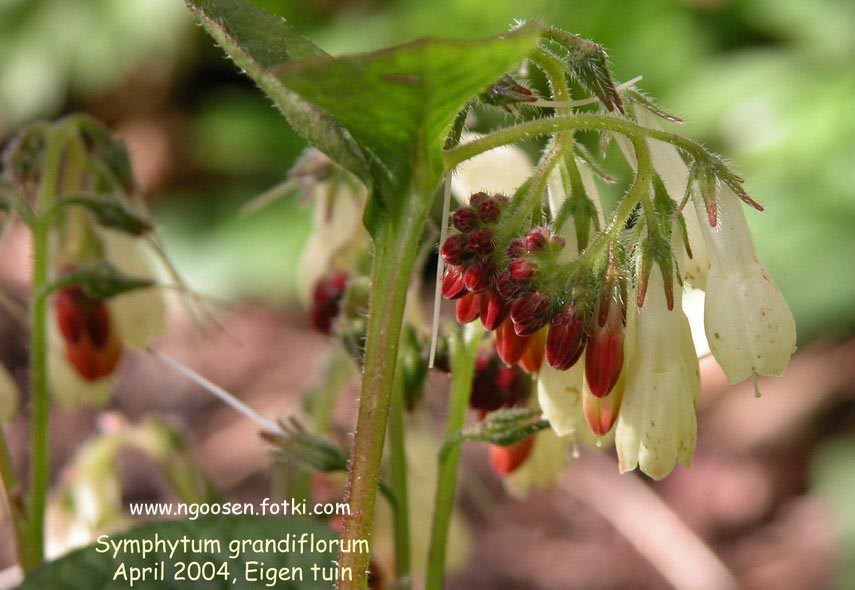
[442,194,628,401]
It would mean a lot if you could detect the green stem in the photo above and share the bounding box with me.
[443,114,712,170]
[337,193,431,590]
[24,129,66,570]
[0,421,27,567]
[425,327,482,590]
[387,366,411,587]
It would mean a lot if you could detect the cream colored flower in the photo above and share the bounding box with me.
[694,187,796,383]
[450,132,533,204]
[297,178,367,305]
[616,266,700,480]
[616,108,711,288]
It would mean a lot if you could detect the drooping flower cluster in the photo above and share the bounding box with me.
[440,104,796,481]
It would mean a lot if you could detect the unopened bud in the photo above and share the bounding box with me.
[441,266,467,300]
[477,198,501,224]
[467,228,495,256]
[54,285,122,381]
[440,234,469,266]
[518,328,547,374]
[452,207,478,232]
[309,270,348,334]
[463,261,492,293]
[480,290,509,331]
[489,437,535,475]
[510,291,550,336]
[585,294,625,397]
[455,292,482,324]
[508,259,536,283]
[545,302,587,370]
[496,318,531,366]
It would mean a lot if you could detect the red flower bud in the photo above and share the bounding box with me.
[467,228,495,256]
[585,299,625,397]
[495,272,522,300]
[309,270,348,334]
[477,198,501,224]
[523,227,550,252]
[479,289,509,331]
[452,207,478,232]
[518,327,546,374]
[510,291,550,336]
[469,191,490,209]
[470,349,530,413]
[463,260,492,293]
[456,292,482,324]
[583,384,623,436]
[489,437,535,475]
[507,239,527,259]
[440,234,469,266]
[508,258,535,283]
[441,266,467,300]
[496,317,531,366]
[545,302,588,370]
[54,285,122,381]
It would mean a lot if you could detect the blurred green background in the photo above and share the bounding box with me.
[1,0,853,585]
[2,0,851,338]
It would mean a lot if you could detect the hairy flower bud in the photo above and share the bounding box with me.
[523,227,549,252]
[54,285,122,381]
[694,188,796,384]
[489,437,535,475]
[518,328,547,374]
[477,197,502,224]
[508,258,535,283]
[545,302,587,370]
[495,272,523,300]
[441,266,467,300]
[440,234,469,266]
[496,317,531,366]
[510,291,550,336]
[480,290,509,331]
[585,294,625,397]
[583,372,624,436]
[455,292,482,324]
[467,228,495,256]
[452,207,478,232]
[506,239,527,259]
[470,349,529,414]
[309,270,348,334]
[463,260,492,293]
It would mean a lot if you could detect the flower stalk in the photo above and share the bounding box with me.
[425,326,482,590]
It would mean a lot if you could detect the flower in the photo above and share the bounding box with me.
[297,169,367,307]
[694,186,797,384]
[616,108,711,289]
[537,361,585,436]
[615,265,700,480]
[49,229,166,405]
[450,133,534,203]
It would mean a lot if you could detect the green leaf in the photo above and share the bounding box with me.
[185,0,370,185]
[21,516,339,590]
[272,24,542,203]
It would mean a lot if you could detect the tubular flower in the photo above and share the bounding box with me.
[537,361,585,436]
[582,369,625,437]
[615,266,700,480]
[694,187,797,384]
[450,132,534,204]
[616,108,711,289]
[49,230,166,405]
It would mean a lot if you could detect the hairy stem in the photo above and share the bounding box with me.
[387,367,411,587]
[24,128,66,569]
[337,193,431,590]
[443,114,714,171]
[425,327,482,590]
